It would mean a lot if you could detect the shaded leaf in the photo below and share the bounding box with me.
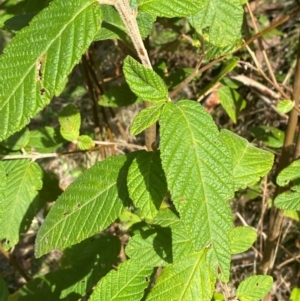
[123,56,168,102]
[89,260,153,301]
[236,275,273,301]
[131,102,165,136]
[220,129,274,190]
[0,127,30,151]
[229,226,257,254]
[160,100,234,281]
[0,273,8,301]
[249,126,284,148]
[0,160,43,250]
[0,0,102,141]
[35,153,136,257]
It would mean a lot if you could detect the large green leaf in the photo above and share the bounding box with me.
[188,0,243,47]
[236,275,273,301]
[89,260,153,301]
[0,160,43,250]
[35,153,135,257]
[159,100,234,281]
[123,56,168,102]
[0,0,102,141]
[220,129,274,190]
[13,235,120,301]
[274,185,300,211]
[127,150,167,219]
[276,159,300,186]
[138,0,206,18]
[146,250,216,301]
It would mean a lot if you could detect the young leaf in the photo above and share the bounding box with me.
[291,287,300,301]
[249,126,284,148]
[276,99,294,114]
[159,100,234,281]
[89,260,153,301]
[229,226,257,254]
[220,129,274,190]
[130,102,165,136]
[236,275,273,301]
[127,150,167,219]
[35,153,136,257]
[276,159,300,187]
[274,185,300,211]
[188,0,243,48]
[123,56,168,102]
[138,0,205,18]
[0,160,43,250]
[147,250,216,301]
[77,135,95,150]
[218,86,246,123]
[58,104,81,142]
[14,235,120,300]
[0,274,8,301]
[0,0,102,141]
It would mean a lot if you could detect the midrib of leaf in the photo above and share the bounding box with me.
[1,2,93,109]
[38,181,115,241]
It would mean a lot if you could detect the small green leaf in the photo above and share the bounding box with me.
[236,275,273,301]
[274,185,300,211]
[188,0,243,47]
[218,86,246,123]
[123,56,168,102]
[138,0,206,18]
[229,226,257,254]
[58,104,81,142]
[0,160,43,250]
[249,126,284,148]
[89,260,153,301]
[127,150,167,219]
[0,274,8,301]
[0,127,30,151]
[220,129,274,190]
[276,159,300,186]
[276,99,294,114]
[291,287,300,301]
[283,210,299,222]
[131,102,165,135]
[147,250,216,301]
[35,153,135,257]
[77,135,94,150]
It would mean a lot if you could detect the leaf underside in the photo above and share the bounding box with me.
[0,0,102,141]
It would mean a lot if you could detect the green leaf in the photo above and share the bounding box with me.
[77,135,94,150]
[249,126,284,148]
[0,273,8,301]
[35,153,135,257]
[0,127,30,151]
[218,86,246,123]
[89,260,153,301]
[138,0,206,18]
[160,100,234,281]
[123,56,168,102]
[276,99,294,114]
[220,129,274,190]
[58,104,81,142]
[0,160,43,250]
[276,159,300,186]
[0,0,102,141]
[0,162,6,221]
[236,275,273,301]
[98,83,139,107]
[127,150,167,219]
[25,126,63,153]
[14,235,120,301]
[274,185,300,211]
[126,226,172,266]
[146,250,216,301]
[291,287,300,301]
[131,102,165,136]
[229,226,257,254]
[188,0,243,47]
[283,210,299,222]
